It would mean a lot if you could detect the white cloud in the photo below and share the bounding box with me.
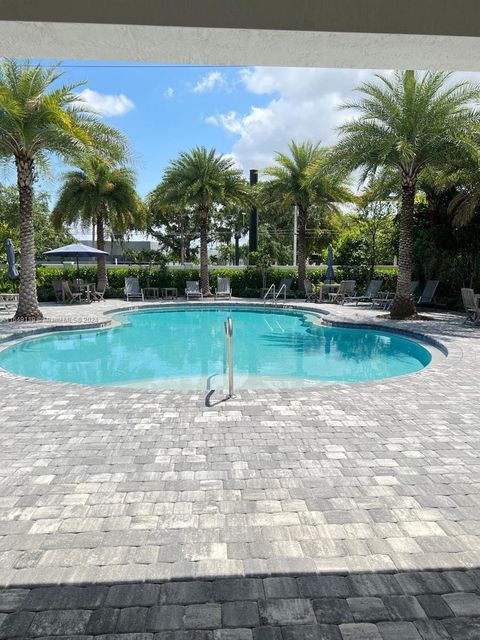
[193,71,226,94]
[205,67,382,172]
[76,88,135,117]
[208,67,480,175]
[164,87,174,98]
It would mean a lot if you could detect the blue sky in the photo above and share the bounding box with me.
[4,61,480,214]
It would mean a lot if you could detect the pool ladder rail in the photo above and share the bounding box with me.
[263,283,287,306]
[223,316,234,398]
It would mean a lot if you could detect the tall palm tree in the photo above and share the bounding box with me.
[52,158,144,284]
[262,141,351,291]
[158,147,249,295]
[0,59,127,320]
[335,70,480,318]
[445,151,480,226]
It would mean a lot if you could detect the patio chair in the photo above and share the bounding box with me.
[0,293,19,313]
[124,277,145,302]
[329,280,356,304]
[278,278,295,299]
[345,279,383,305]
[417,280,440,306]
[185,281,203,300]
[215,277,232,299]
[92,279,107,302]
[304,279,318,302]
[461,288,480,325]
[62,280,86,304]
[371,281,419,310]
[52,278,64,303]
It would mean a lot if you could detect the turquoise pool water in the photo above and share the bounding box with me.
[0,306,433,390]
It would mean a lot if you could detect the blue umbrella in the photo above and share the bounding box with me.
[5,239,19,280]
[44,242,109,278]
[325,243,335,284]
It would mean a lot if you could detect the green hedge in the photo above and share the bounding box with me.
[1,265,399,301]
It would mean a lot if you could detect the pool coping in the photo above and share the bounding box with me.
[0,300,455,396]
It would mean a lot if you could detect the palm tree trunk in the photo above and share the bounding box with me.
[297,205,308,292]
[96,214,108,285]
[14,156,43,321]
[199,209,211,295]
[390,178,417,319]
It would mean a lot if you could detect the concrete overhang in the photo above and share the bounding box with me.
[1,1,480,70]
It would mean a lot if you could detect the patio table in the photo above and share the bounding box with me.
[72,282,95,302]
[319,283,340,301]
[161,287,178,300]
[143,287,160,300]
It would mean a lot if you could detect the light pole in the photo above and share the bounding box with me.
[248,169,258,253]
[293,205,298,266]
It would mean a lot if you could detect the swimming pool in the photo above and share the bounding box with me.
[0,306,434,390]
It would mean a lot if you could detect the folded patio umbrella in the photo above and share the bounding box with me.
[44,242,109,279]
[325,243,335,284]
[5,239,19,280]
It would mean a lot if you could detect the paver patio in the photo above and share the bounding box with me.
[0,299,479,638]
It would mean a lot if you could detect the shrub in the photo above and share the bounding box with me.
[1,264,400,301]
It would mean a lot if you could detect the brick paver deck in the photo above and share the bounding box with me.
[0,299,478,639]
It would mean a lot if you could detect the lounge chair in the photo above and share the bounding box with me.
[345,279,383,305]
[215,277,231,300]
[0,293,19,313]
[329,280,356,304]
[304,279,318,302]
[277,278,295,299]
[124,277,144,302]
[62,280,87,304]
[461,288,480,325]
[52,278,64,303]
[417,280,440,306]
[372,281,419,310]
[92,280,107,302]
[185,281,203,300]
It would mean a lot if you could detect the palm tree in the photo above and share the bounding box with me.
[445,151,480,226]
[262,141,351,291]
[0,59,127,320]
[157,147,249,295]
[52,157,144,284]
[335,70,480,318]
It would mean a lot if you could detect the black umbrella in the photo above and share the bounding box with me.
[5,239,19,280]
[44,242,109,279]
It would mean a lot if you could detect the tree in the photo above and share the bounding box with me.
[335,70,480,318]
[52,157,144,284]
[147,190,199,264]
[0,59,128,320]
[262,141,350,291]
[446,152,480,226]
[156,147,250,295]
[0,185,74,260]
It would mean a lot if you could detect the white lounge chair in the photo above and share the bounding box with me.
[329,280,356,304]
[0,293,19,312]
[345,279,383,305]
[215,277,231,299]
[185,281,203,300]
[462,288,480,325]
[124,277,144,302]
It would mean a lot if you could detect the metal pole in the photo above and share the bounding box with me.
[224,317,234,397]
[249,170,258,253]
[293,205,298,266]
[234,232,241,265]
